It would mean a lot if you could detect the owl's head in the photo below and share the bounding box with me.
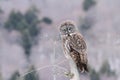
[60,21,76,35]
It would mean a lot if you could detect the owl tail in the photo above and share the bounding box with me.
[78,63,89,73]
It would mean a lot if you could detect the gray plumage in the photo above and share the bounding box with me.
[60,21,88,73]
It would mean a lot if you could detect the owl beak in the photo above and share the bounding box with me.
[66,32,70,36]
[66,31,69,34]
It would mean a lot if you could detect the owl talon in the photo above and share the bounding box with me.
[64,72,74,79]
[80,67,84,73]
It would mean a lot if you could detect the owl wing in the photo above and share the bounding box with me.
[69,33,88,72]
[69,33,87,53]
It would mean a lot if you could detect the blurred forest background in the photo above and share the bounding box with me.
[0,0,120,80]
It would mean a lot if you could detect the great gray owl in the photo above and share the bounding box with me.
[60,21,88,73]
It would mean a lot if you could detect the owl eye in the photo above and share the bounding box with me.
[69,27,72,30]
[68,27,73,31]
[63,29,66,32]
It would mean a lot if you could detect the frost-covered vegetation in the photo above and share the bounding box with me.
[0,0,119,80]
